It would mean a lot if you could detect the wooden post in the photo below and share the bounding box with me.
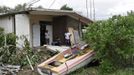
[26,55,34,70]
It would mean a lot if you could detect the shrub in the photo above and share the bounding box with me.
[0,27,4,47]
[8,36,35,66]
[0,33,17,63]
[83,12,134,74]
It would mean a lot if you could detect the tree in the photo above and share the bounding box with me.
[14,3,27,11]
[36,5,43,9]
[60,4,73,11]
[0,6,11,13]
[83,12,134,74]
[14,3,44,11]
[0,4,27,13]
[0,3,44,13]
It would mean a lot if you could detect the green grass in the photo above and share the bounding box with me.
[69,67,99,75]
[110,68,134,75]
[69,67,134,75]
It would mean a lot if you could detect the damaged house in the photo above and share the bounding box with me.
[0,9,92,47]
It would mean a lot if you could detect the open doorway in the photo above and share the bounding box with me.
[40,21,53,46]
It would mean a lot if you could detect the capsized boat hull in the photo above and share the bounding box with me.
[37,51,95,75]
[60,52,95,75]
[37,44,95,75]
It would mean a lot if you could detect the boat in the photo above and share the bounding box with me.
[37,45,95,75]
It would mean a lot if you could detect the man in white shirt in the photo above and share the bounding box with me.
[65,31,71,46]
[45,30,49,45]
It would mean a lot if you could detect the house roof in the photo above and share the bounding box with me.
[0,8,93,24]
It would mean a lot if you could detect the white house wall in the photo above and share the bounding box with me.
[0,16,14,33]
[15,14,30,47]
[32,24,40,47]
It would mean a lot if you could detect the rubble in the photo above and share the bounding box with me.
[0,63,20,75]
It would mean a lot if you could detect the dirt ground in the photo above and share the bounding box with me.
[17,69,39,75]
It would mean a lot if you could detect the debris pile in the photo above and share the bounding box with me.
[0,63,20,75]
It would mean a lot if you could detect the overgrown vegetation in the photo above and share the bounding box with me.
[0,28,17,64]
[0,27,57,67]
[70,66,134,75]
[0,3,44,13]
[8,36,40,66]
[83,11,134,74]
[11,36,56,66]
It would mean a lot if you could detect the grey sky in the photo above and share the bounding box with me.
[0,0,134,20]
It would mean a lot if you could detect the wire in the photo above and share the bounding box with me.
[93,0,96,20]
[90,0,92,19]
[49,0,56,8]
[26,0,40,8]
[86,0,89,17]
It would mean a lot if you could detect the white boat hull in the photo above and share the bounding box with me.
[37,53,95,75]
[66,55,94,74]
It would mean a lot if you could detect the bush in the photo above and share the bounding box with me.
[83,12,134,74]
[0,27,4,47]
[0,29,55,67]
[7,36,37,66]
[0,28,17,63]
[0,28,38,65]
[0,27,56,68]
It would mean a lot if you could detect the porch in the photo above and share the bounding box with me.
[29,14,82,47]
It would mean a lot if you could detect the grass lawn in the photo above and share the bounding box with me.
[69,66,134,75]
[69,66,99,75]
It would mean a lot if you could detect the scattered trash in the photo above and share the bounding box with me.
[0,63,20,75]
[45,45,70,52]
